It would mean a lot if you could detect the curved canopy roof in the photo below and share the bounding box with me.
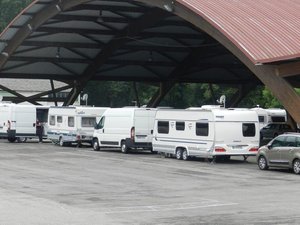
[0,0,300,104]
[180,0,300,64]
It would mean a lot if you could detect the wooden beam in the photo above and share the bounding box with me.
[276,61,300,77]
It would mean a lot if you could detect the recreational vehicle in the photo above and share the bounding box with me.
[47,106,108,146]
[93,108,157,153]
[251,107,287,129]
[152,108,260,161]
[0,103,49,142]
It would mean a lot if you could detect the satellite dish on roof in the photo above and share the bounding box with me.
[217,95,226,108]
[81,93,88,105]
[82,94,88,101]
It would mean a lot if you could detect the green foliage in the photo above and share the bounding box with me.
[84,81,157,107]
[160,83,237,108]
[262,88,282,108]
[84,80,285,109]
[0,0,32,31]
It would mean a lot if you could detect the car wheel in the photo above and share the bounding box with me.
[258,156,268,170]
[8,137,16,143]
[182,150,189,161]
[293,159,300,174]
[176,149,183,160]
[93,139,100,151]
[121,141,129,154]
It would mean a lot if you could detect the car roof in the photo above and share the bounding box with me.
[278,132,300,137]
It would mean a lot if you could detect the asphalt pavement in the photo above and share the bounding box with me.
[0,139,299,225]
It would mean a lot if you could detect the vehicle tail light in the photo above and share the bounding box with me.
[215,147,226,152]
[249,147,258,152]
[130,127,135,141]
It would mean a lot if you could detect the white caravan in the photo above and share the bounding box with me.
[251,107,287,129]
[0,103,49,142]
[152,108,260,161]
[92,108,157,153]
[47,106,108,146]
[265,108,287,122]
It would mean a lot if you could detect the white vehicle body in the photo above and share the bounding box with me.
[251,107,287,129]
[93,108,157,153]
[265,108,287,123]
[0,103,49,142]
[152,108,260,160]
[47,106,108,146]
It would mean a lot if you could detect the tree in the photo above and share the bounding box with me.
[0,0,32,32]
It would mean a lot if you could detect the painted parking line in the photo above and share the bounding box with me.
[103,200,238,214]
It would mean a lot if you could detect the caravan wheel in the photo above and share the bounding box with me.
[59,137,65,147]
[182,150,189,161]
[93,139,100,151]
[175,149,183,160]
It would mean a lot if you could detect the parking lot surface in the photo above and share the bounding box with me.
[0,139,299,225]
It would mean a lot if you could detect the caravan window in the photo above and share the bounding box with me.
[196,123,209,136]
[68,117,75,127]
[157,121,169,134]
[176,122,185,131]
[258,116,265,123]
[50,116,55,126]
[57,116,62,123]
[242,123,256,137]
[271,116,285,122]
[82,117,97,127]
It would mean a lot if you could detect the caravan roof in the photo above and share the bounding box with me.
[156,108,258,122]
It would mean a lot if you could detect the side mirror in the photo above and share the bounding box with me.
[267,143,272,149]
[94,124,99,129]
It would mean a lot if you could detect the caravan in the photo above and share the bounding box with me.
[0,103,49,142]
[251,107,287,129]
[93,108,157,153]
[152,108,260,161]
[47,106,108,146]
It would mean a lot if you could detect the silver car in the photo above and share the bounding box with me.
[257,133,300,174]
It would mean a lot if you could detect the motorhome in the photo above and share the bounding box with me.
[152,108,260,161]
[47,106,108,146]
[0,103,49,142]
[93,108,157,153]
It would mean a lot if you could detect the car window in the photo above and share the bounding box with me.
[267,124,277,129]
[271,136,286,147]
[285,136,296,147]
[264,124,271,129]
[296,137,300,147]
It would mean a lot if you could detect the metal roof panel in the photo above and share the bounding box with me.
[179,0,300,64]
